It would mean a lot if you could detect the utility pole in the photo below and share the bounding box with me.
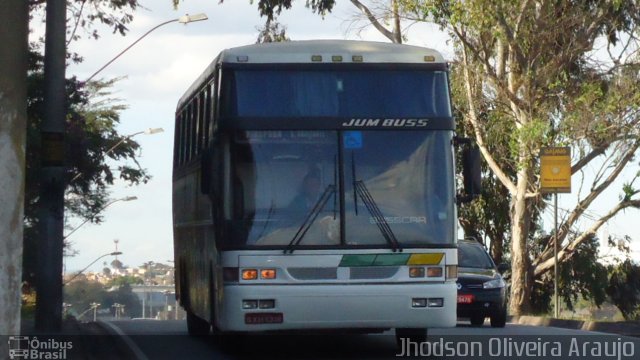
[0,0,28,345]
[35,0,67,332]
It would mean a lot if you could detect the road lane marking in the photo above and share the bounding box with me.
[99,321,149,360]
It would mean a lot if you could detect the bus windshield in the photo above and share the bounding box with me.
[227,130,454,248]
[224,69,452,118]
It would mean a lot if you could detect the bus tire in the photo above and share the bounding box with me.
[395,328,427,349]
[187,311,210,336]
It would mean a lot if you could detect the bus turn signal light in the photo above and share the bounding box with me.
[426,267,443,277]
[260,269,276,279]
[242,269,258,280]
[409,267,425,278]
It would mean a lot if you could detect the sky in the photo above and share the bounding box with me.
[54,0,639,273]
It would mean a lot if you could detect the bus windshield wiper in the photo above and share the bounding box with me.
[351,153,401,252]
[354,181,402,252]
[284,184,336,254]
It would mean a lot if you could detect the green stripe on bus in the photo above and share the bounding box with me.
[372,254,411,266]
[339,254,377,267]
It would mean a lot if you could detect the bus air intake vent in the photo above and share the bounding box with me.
[350,266,399,280]
[288,267,337,280]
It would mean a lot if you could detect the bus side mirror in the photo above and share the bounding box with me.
[459,144,482,203]
[497,263,509,274]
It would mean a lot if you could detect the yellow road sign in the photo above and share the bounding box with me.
[540,147,571,193]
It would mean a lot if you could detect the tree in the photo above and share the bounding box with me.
[23,0,147,287]
[64,278,106,315]
[406,0,640,314]
[0,0,28,341]
[64,278,143,319]
[174,0,336,22]
[530,234,609,314]
[347,0,403,43]
[607,259,640,320]
[256,18,291,43]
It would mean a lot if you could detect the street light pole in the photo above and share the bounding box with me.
[63,196,137,240]
[36,0,67,332]
[63,251,123,285]
[91,302,100,322]
[84,13,208,83]
[69,128,163,184]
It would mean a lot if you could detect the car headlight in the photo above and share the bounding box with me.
[483,278,506,289]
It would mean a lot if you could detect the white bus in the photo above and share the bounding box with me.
[172,40,481,345]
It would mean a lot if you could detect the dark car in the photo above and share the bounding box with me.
[456,239,508,327]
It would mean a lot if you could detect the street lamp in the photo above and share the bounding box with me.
[112,303,125,319]
[63,196,137,240]
[63,251,123,286]
[84,13,209,83]
[104,127,164,157]
[69,127,164,184]
[90,302,101,322]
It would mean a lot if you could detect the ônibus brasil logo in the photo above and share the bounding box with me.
[8,336,72,360]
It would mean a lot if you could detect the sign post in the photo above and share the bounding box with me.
[540,147,571,319]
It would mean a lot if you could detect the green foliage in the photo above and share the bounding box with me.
[107,275,144,287]
[63,279,108,314]
[256,19,291,43]
[23,44,150,285]
[102,283,143,317]
[29,0,141,41]
[174,0,336,21]
[401,0,640,316]
[606,259,640,320]
[530,234,608,314]
[24,0,150,286]
[64,279,142,319]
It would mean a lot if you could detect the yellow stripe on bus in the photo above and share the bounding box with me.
[407,253,444,265]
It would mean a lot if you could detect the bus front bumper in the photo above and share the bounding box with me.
[216,282,456,332]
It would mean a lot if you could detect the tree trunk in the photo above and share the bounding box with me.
[508,165,533,315]
[0,0,28,344]
[391,0,402,43]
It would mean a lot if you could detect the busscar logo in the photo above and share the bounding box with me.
[7,336,72,360]
[342,118,430,128]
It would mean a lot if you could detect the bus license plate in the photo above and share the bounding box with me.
[457,294,474,304]
[245,313,283,324]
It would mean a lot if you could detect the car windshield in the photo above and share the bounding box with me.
[226,130,455,248]
[458,242,495,269]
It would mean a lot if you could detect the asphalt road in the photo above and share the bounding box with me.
[99,320,640,360]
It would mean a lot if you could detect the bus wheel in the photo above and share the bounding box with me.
[395,328,427,349]
[187,311,210,336]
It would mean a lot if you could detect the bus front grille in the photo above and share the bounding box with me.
[287,267,338,280]
[349,266,399,280]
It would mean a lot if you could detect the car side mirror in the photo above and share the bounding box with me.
[497,263,509,274]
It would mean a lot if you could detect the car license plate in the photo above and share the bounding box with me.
[457,294,474,304]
